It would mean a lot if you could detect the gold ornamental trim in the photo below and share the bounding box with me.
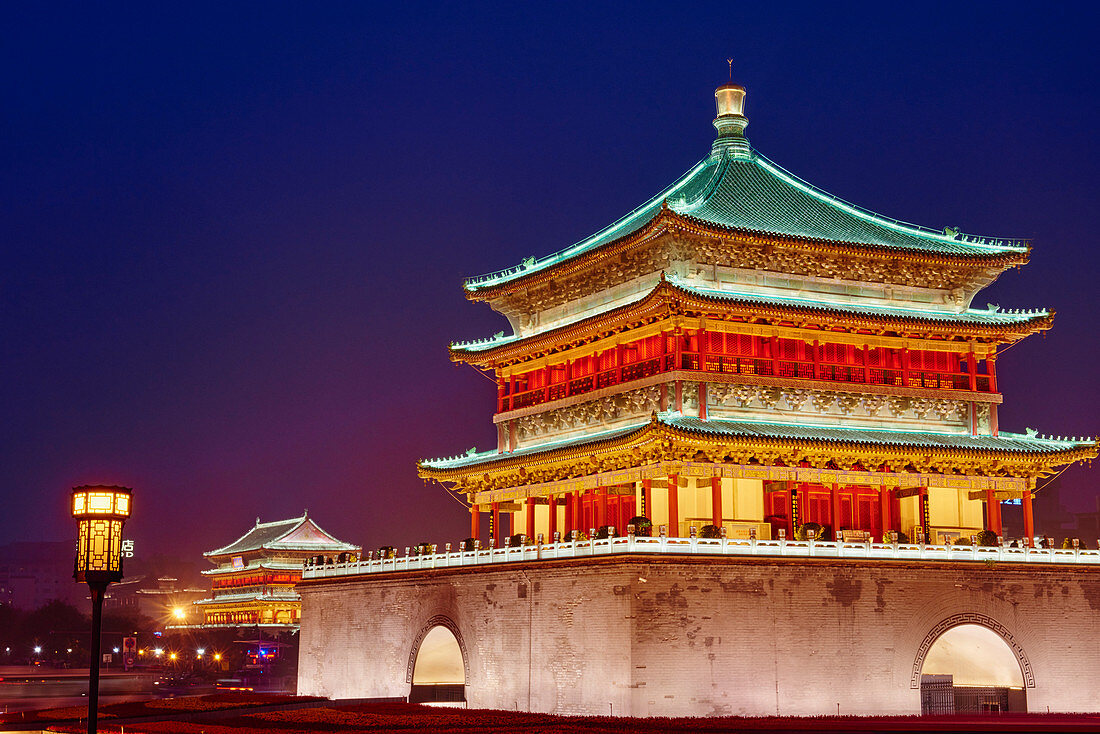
[452,278,1051,369]
[463,208,1031,302]
[418,417,1097,495]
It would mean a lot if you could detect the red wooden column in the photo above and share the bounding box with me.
[667,473,680,536]
[543,366,551,403]
[879,485,891,541]
[711,476,723,528]
[564,493,574,536]
[831,483,842,539]
[902,347,911,387]
[1023,490,1035,547]
[642,479,652,521]
[597,486,609,529]
[967,352,978,392]
[985,488,1002,535]
[548,495,558,538]
[526,499,536,538]
[470,504,480,541]
[490,502,500,547]
[698,325,707,373]
[988,356,998,392]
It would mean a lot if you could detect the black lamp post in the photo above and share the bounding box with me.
[72,485,132,734]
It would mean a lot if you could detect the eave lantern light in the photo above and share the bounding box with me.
[71,484,132,734]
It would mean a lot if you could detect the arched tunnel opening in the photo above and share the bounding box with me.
[919,623,1027,714]
[409,625,466,704]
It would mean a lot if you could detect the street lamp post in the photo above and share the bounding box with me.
[72,485,132,734]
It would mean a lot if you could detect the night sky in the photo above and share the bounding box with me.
[3,3,1097,562]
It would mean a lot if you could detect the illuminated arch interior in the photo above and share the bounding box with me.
[921,623,1024,687]
[412,625,465,685]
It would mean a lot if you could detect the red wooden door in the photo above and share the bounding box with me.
[804,489,832,527]
[768,490,789,519]
[856,490,881,536]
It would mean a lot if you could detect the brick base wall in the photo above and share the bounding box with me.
[297,556,1100,716]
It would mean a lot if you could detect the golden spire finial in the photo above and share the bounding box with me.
[727,58,733,81]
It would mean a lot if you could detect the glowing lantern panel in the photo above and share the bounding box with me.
[72,485,132,584]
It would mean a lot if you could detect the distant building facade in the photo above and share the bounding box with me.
[0,542,86,610]
[188,513,358,629]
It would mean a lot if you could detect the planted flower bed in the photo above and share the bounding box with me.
[40,701,1100,733]
[0,692,317,724]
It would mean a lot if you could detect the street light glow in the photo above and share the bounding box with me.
[34,646,41,654]
[154,648,163,656]
[213,653,222,661]
[173,607,186,620]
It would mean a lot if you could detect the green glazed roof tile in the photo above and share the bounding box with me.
[451,279,1049,354]
[420,415,1092,470]
[465,152,1028,292]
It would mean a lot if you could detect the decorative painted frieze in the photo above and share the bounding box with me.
[514,385,662,446]
[707,382,968,431]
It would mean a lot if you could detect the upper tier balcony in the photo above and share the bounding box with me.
[500,351,993,414]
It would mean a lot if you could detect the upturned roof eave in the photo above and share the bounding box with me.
[418,416,1097,480]
[449,279,1054,367]
[462,207,1032,302]
[203,517,306,559]
[204,516,359,559]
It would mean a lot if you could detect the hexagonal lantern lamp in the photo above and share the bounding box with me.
[71,484,132,734]
[72,485,131,583]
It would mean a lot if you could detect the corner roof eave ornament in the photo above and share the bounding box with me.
[448,277,1054,367]
[461,205,1031,303]
[418,416,1097,482]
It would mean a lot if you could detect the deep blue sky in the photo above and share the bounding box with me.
[3,2,1097,560]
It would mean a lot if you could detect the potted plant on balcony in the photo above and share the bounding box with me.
[976,530,998,547]
[700,524,722,539]
[795,522,824,541]
[627,516,652,537]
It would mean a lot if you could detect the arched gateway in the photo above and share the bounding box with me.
[914,614,1032,714]
[407,616,468,704]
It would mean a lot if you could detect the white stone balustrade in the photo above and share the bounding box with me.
[302,536,1100,579]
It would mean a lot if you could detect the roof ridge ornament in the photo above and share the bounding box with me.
[712,76,750,159]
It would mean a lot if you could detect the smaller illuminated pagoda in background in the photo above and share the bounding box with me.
[419,80,1096,547]
[190,513,358,629]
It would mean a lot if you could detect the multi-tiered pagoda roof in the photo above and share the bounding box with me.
[463,151,1028,297]
[190,513,359,628]
[420,80,1094,545]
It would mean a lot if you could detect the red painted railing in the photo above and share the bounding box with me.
[499,352,992,413]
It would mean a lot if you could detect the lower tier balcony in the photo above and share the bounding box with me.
[302,534,1100,580]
